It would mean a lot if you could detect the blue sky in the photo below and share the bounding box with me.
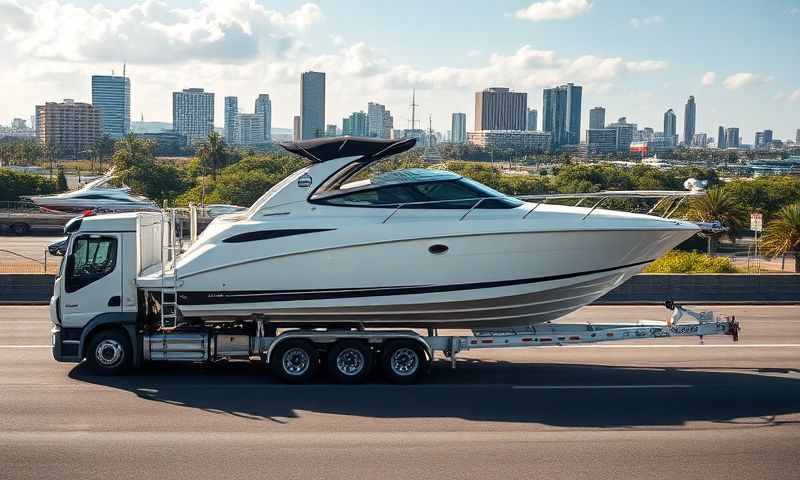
[1,0,798,141]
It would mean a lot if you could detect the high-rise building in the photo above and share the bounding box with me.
[527,108,538,131]
[451,113,466,143]
[718,126,727,149]
[692,133,708,147]
[474,87,527,131]
[606,117,637,152]
[254,94,272,142]
[663,109,677,139]
[725,127,740,148]
[367,102,387,138]
[754,129,773,149]
[235,113,265,146]
[796,129,800,144]
[35,99,102,157]
[542,83,582,147]
[172,88,214,145]
[343,111,368,137]
[589,107,605,129]
[383,110,393,138]
[224,96,238,143]
[301,71,325,139]
[325,124,337,137]
[683,96,696,146]
[293,115,301,141]
[585,128,619,155]
[91,75,130,139]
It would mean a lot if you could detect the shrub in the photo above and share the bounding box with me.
[644,250,738,274]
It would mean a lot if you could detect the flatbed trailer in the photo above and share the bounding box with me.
[0,209,75,234]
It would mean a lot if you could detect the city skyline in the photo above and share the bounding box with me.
[0,0,798,141]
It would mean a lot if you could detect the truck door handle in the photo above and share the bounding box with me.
[65,304,78,308]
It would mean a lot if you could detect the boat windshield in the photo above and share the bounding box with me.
[315,168,523,209]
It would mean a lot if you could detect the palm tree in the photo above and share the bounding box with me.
[687,187,746,254]
[197,132,227,179]
[761,203,800,273]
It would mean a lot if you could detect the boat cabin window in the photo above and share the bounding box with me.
[65,235,117,292]
[315,168,523,209]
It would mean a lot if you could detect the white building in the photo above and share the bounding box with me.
[467,130,551,153]
[224,96,238,143]
[172,88,214,145]
[235,113,266,146]
[367,102,388,138]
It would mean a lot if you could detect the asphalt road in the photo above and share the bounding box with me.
[1,305,799,479]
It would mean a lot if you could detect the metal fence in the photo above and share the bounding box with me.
[0,248,60,274]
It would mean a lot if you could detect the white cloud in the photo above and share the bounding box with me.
[789,89,800,102]
[629,15,663,29]
[516,0,592,21]
[701,71,716,86]
[722,72,771,90]
[466,49,482,57]
[790,7,800,15]
[625,60,668,72]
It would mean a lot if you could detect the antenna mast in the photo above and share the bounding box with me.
[410,89,419,130]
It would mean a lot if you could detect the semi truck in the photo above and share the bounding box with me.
[50,210,740,384]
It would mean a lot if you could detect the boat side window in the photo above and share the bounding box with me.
[323,184,419,207]
[407,180,523,209]
[65,235,117,293]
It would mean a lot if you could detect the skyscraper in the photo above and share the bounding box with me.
[755,129,773,148]
[725,127,740,148]
[301,71,325,139]
[664,109,677,139]
[542,83,582,147]
[172,88,214,145]
[235,113,265,146]
[254,94,272,142]
[383,110,393,139]
[343,111,368,136]
[796,129,800,144]
[224,96,238,143]
[293,116,301,141]
[91,75,130,138]
[527,108,538,131]
[718,126,726,149]
[589,107,605,129]
[474,87,527,131]
[367,102,387,138]
[451,113,466,143]
[683,95,696,146]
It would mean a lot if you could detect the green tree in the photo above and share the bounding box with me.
[56,167,68,191]
[761,203,800,273]
[112,134,187,204]
[687,187,746,253]
[197,132,230,179]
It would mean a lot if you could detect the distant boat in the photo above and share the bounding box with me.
[26,169,158,213]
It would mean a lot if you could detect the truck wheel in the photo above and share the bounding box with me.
[327,340,372,384]
[10,223,30,235]
[85,329,132,375]
[270,339,319,384]
[380,339,429,384]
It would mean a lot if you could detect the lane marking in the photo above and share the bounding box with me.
[511,384,692,390]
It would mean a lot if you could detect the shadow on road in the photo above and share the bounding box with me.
[69,359,800,427]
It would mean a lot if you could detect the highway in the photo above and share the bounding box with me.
[1,305,799,479]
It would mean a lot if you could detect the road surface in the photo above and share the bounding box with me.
[1,305,799,479]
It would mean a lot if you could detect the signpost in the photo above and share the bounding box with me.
[750,213,763,273]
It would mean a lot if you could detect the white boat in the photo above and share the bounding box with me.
[139,136,700,329]
[27,170,158,213]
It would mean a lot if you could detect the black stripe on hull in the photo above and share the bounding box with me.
[177,259,654,306]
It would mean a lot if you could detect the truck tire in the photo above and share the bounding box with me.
[10,223,30,235]
[85,329,132,375]
[270,339,319,384]
[380,339,429,384]
[326,340,372,384]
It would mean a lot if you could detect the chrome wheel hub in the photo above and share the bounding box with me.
[95,339,123,366]
[390,348,418,376]
[282,347,310,376]
[336,348,365,376]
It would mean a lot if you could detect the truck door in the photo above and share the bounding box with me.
[60,233,122,328]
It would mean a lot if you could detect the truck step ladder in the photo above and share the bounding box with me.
[159,208,181,330]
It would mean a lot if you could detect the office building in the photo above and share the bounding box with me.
[664,109,677,138]
[607,117,637,151]
[474,87,527,131]
[343,111,368,137]
[293,115,301,141]
[91,75,130,139]
[542,83,582,147]
[725,127,740,148]
[683,96,696,146]
[585,128,619,155]
[589,107,605,129]
[755,130,773,149]
[718,126,727,149]
[451,113,467,143]
[367,102,388,138]
[35,99,102,157]
[172,88,214,145]
[527,108,538,131]
[235,113,265,146]
[383,110,393,138]
[301,71,325,139]
[325,124,337,137]
[254,94,272,142]
[467,130,551,153]
[692,133,708,147]
[224,96,238,143]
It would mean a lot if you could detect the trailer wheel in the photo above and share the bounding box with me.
[10,223,30,235]
[270,339,319,384]
[327,340,372,384]
[380,339,428,384]
[85,329,131,375]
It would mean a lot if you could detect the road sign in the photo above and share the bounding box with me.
[750,213,763,232]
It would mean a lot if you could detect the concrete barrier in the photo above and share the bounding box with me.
[1,273,799,305]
